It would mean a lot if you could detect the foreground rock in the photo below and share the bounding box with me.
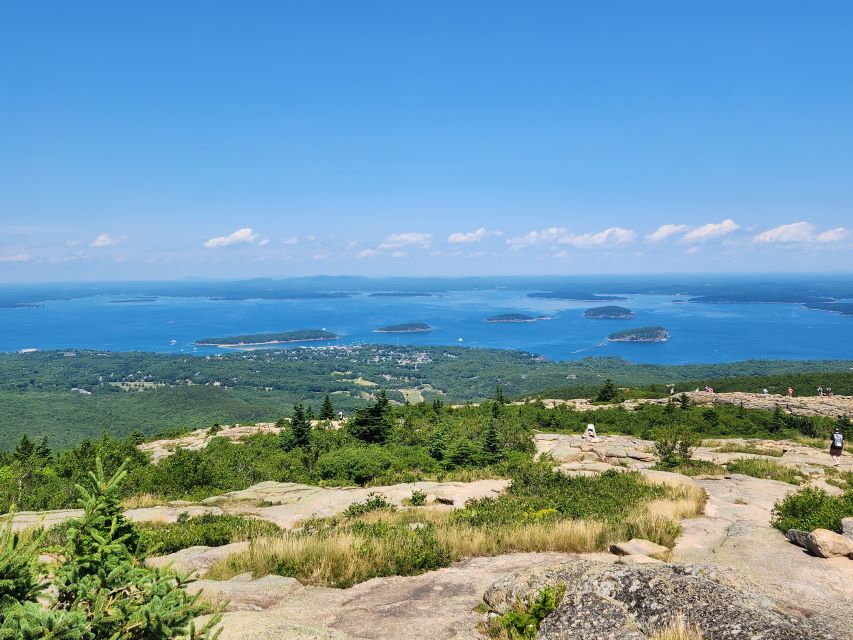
[534,433,656,473]
[786,529,853,559]
[201,552,616,639]
[609,538,668,557]
[484,560,836,639]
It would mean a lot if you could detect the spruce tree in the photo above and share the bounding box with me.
[481,419,502,464]
[13,436,34,464]
[595,379,619,403]
[494,385,506,404]
[290,402,311,448]
[348,390,392,444]
[34,437,51,462]
[319,394,336,421]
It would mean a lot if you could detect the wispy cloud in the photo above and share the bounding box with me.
[379,232,432,250]
[646,224,690,242]
[282,236,299,245]
[0,253,30,262]
[203,227,266,249]
[89,233,125,248]
[356,248,380,258]
[507,227,635,250]
[681,219,739,243]
[752,221,848,244]
[448,227,487,244]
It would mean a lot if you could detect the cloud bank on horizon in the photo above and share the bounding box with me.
[1,217,850,280]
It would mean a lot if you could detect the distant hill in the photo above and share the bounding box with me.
[374,323,432,333]
[607,326,669,343]
[584,306,635,319]
[195,329,338,346]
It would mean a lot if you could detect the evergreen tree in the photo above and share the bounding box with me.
[319,394,336,421]
[481,419,502,464]
[290,402,311,449]
[13,436,34,464]
[428,428,447,461]
[348,390,392,444]
[837,414,849,433]
[595,379,619,403]
[34,437,51,462]
[679,393,691,410]
[494,385,506,404]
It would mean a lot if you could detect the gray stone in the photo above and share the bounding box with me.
[786,528,853,559]
[842,517,853,540]
[483,560,835,639]
[614,554,664,565]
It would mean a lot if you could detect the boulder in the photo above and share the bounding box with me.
[483,560,834,639]
[842,517,853,540]
[609,538,668,558]
[786,528,853,559]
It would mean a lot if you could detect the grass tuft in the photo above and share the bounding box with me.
[726,458,806,484]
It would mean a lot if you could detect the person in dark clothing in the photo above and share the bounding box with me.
[830,428,844,467]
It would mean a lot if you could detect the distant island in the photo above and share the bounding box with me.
[803,302,853,317]
[110,297,157,304]
[195,329,339,347]
[529,290,627,301]
[583,306,635,319]
[485,313,551,323]
[607,326,669,343]
[374,323,432,333]
[689,294,831,304]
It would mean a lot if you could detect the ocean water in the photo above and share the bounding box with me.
[1,288,851,364]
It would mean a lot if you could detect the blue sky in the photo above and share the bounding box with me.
[1,1,851,280]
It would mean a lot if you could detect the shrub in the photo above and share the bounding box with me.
[343,493,395,518]
[771,487,853,533]
[653,425,699,468]
[499,585,566,639]
[408,490,427,507]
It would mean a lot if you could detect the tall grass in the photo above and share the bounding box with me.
[726,458,806,485]
[651,615,703,640]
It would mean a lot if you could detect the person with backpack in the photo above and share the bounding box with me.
[830,428,844,467]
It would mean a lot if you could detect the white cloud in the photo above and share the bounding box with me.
[356,249,380,258]
[815,227,848,243]
[89,233,125,248]
[507,226,635,250]
[681,219,739,243]
[646,224,690,242]
[752,222,848,244]
[391,251,407,258]
[683,246,700,255]
[560,227,635,247]
[506,227,568,250]
[203,227,265,249]
[283,236,299,245]
[379,232,432,250]
[448,227,487,244]
[0,253,29,262]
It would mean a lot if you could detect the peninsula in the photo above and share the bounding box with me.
[485,313,551,323]
[374,323,432,333]
[583,306,635,319]
[194,329,339,347]
[607,326,669,343]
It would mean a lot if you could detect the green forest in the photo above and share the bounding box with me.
[1,346,852,449]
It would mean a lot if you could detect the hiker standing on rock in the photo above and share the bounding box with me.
[830,429,844,467]
[787,387,793,397]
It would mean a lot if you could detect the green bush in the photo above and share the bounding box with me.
[455,466,669,527]
[137,514,280,556]
[771,487,853,533]
[500,585,566,639]
[343,493,395,518]
[408,490,427,507]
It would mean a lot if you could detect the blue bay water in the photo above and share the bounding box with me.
[0,290,851,364]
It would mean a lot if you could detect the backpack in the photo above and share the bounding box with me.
[832,433,844,448]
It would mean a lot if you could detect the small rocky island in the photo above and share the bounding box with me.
[607,326,669,343]
[374,323,432,333]
[195,329,339,347]
[485,313,551,323]
[583,306,635,319]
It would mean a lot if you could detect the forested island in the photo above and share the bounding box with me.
[607,326,669,343]
[368,292,435,298]
[485,313,550,323]
[583,306,635,319]
[195,329,339,347]
[374,323,432,333]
